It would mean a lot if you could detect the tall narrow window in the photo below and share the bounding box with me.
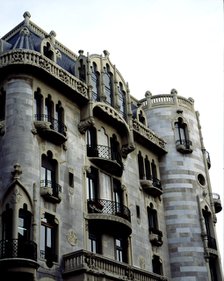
[86,167,98,200]
[115,238,128,263]
[175,117,192,150]
[110,134,121,164]
[118,82,126,118]
[145,156,151,180]
[86,127,97,157]
[152,255,163,275]
[91,62,100,101]
[41,151,59,197]
[203,206,217,249]
[45,95,54,123]
[2,204,12,240]
[40,213,58,266]
[113,179,122,213]
[104,64,113,105]
[138,110,145,125]
[0,88,6,121]
[34,88,43,120]
[138,151,144,180]
[148,204,158,231]
[88,226,101,254]
[18,204,31,242]
[56,101,65,134]
[151,159,157,180]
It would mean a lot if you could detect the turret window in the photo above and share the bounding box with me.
[118,82,127,118]
[152,255,163,275]
[174,117,192,153]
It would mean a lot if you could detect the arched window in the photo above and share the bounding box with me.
[175,117,192,151]
[145,156,151,180]
[151,159,157,180]
[18,204,31,242]
[34,88,43,121]
[86,166,98,200]
[45,95,54,123]
[41,151,57,192]
[147,203,158,232]
[152,255,163,275]
[104,64,113,105]
[118,82,126,118]
[56,101,65,134]
[138,151,144,180]
[138,110,145,125]
[202,206,217,250]
[91,62,100,101]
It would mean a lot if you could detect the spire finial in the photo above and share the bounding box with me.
[23,11,31,26]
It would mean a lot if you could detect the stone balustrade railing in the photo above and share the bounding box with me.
[63,250,168,281]
[0,50,88,98]
[132,119,166,151]
[139,92,194,111]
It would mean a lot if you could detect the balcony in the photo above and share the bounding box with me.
[0,239,38,269]
[212,193,222,213]
[149,228,163,247]
[63,250,168,281]
[87,199,131,235]
[40,180,62,203]
[34,114,67,145]
[176,139,193,154]
[205,150,211,169]
[87,145,123,177]
[140,177,162,197]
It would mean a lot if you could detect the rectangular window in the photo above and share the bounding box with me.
[136,205,140,219]
[88,229,101,254]
[69,172,74,187]
[115,238,123,262]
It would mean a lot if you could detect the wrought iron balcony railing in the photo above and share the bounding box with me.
[35,114,66,135]
[212,193,222,213]
[87,144,122,163]
[87,199,131,222]
[40,180,62,197]
[0,239,37,261]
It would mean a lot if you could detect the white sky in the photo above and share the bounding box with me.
[1,0,223,265]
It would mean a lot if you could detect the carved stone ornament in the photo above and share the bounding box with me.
[139,256,145,269]
[67,229,78,246]
[78,117,95,134]
[10,186,22,204]
[11,163,22,180]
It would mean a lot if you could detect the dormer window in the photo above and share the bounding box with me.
[44,42,54,60]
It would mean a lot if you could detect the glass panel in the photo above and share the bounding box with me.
[46,227,52,248]
[40,225,45,251]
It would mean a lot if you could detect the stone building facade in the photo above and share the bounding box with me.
[0,12,222,281]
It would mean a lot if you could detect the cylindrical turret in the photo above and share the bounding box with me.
[143,90,222,280]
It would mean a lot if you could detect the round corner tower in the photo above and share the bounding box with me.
[142,89,223,281]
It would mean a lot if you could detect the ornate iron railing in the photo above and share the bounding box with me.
[40,180,62,197]
[87,199,131,222]
[63,250,168,281]
[35,114,66,135]
[0,239,37,261]
[87,145,122,163]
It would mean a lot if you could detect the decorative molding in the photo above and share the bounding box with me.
[0,50,88,98]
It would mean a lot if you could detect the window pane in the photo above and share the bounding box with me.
[47,227,52,248]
